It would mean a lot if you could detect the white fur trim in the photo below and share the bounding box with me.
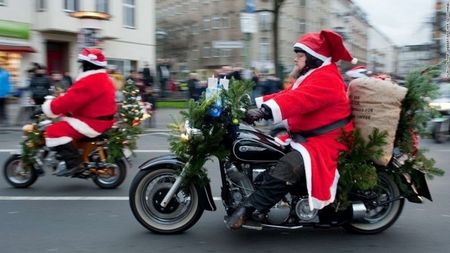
[75,69,107,82]
[263,99,282,124]
[351,58,358,64]
[61,117,101,138]
[291,141,340,210]
[255,97,264,108]
[45,136,73,147]
[42,100,59,118]
[309,170,339,210]
[294,42,328,62]
[78,54,107,67]
[281,119,289,131]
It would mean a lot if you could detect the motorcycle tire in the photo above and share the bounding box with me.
[92,159,127,189]
[343,173,404,234]
[129,168,204,234]
[3,154,38,188]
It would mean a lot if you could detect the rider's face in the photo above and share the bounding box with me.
[294,52,306,72]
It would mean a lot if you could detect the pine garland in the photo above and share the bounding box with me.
[106,78,148,162]
[169,80,254,186]
[394,65,444,178]
[337,65,445,208]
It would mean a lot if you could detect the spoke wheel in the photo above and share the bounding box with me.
[3,154,38,188]
[129,168,203,234]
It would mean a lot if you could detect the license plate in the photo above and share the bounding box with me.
[123,147,132,158]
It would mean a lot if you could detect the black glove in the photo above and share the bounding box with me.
[244,105,273,124]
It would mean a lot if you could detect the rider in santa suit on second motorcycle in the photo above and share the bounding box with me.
[41,48,117,176]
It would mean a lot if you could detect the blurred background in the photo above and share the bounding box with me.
[0,0,448,106]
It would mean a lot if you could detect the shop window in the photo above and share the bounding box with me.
[123,0,136,28]
[96,0,108,13]
[63,0,79,12]
[36,0,46,11]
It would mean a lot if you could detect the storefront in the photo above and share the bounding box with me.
[0,20,35,91]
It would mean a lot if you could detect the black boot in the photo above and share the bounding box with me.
[53,142,83,176]
[225,201,255,230]
[226,172,289,230]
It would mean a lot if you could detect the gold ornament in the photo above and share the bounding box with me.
[180,133,189,143]
[22,124,35,133]
[232,118,239,125]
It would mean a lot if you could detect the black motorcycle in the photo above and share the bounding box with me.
[129,110,432,234]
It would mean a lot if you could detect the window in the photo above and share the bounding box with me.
[299,19,306,34]
[123,0,136,28]
[36,0,46,11]
[64,0,79,12]
[0,0,6,6]
[202,43,210,58]
[222,15,230,28]
[259,12,271,32]
[212,16,221,29]
[203,17,210,30]
[259,38,270,61]
[96,0,108,13]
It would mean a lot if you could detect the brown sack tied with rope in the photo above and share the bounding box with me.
[348,77,408,166]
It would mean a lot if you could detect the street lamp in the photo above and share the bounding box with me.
[69,11,111,51]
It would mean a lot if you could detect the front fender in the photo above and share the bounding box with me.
[138,154,217,211]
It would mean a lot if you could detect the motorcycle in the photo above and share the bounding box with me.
[3,112,130,189]
[429,81,450,143]
[129,96,432,235]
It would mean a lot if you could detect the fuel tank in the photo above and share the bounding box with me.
[232,124,287,162]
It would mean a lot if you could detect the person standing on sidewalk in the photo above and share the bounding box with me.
[0,62,12,126]
[30,66,51,105]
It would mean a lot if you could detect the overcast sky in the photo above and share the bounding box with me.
[352,0,436,46]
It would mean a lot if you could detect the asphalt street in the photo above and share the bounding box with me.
[0,131,449,253]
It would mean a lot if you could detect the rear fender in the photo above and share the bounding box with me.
[394,170,432,203]
[138,155,217,211]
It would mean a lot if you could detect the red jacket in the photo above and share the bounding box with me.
[255,63,353,210]
[42,69,116,137]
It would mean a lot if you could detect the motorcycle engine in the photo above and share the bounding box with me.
[295,197,318,222]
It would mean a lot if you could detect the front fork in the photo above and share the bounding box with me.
[160,167,187,208]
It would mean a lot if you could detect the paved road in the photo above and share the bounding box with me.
[0,131,449,253]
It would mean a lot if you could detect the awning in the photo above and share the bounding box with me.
[0,44,36,53]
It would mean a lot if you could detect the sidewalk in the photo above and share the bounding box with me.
[0,101,185,132]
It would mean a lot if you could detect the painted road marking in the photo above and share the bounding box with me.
[0,196,222,201]
[0,149,170,153]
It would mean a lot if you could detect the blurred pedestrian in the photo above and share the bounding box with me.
[0,63,12,126]
[51,71,69,95]
[62,71,73,88]
[157,59,170,98]
[187,72,200,101]
[29,66,51,105]
[142,62,154,87]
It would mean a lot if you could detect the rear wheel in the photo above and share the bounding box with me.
[3,154,38,188]
[92,159,127,189]
[129,168,204,234]
[343,173,404,234]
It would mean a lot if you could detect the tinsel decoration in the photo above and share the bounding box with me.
[169,80,254,187]
[106,78,147,162]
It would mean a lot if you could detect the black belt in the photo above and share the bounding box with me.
[95,115,115,120]
[291,116,352,141]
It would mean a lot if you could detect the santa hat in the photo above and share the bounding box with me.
[78,48,107,67]
[293,30,358,64]
[345,65,369,78]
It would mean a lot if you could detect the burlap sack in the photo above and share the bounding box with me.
[348,77,408,166]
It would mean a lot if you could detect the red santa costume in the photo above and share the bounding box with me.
[42,48,116,147]
[255,30,355,210]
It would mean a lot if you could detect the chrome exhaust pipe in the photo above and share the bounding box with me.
[351,202,367,220]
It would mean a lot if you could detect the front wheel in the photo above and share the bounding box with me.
[343,173,404,234]
[129,168,204,234]
[3,154,38,188]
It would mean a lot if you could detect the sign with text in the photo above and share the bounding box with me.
[240,13,257,34]
[212,40,244,49]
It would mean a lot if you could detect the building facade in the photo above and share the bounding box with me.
[0,0,155,89]
[367,25,396,75]
[396,44,434,78]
